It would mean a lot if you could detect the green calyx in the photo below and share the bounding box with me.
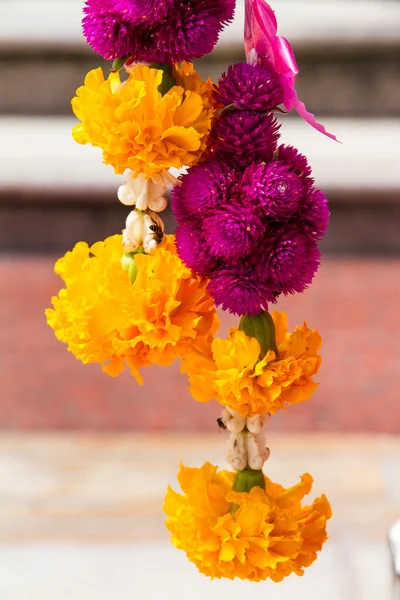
[111,57,130,72]
[230,468,266,516]
[120,248,145,283]
[239,311,279,359]
[151,63,177,95]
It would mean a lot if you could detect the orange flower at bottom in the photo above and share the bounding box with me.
[164,463,331,582]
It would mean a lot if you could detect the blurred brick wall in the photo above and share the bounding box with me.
[2,255,400,432]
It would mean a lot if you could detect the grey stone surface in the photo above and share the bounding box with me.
[0,540,390,600]
[0,434,396,598]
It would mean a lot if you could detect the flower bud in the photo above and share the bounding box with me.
[143,212,164,253]
[148,193,168,213]
[246,431,270,470]
[225,410,246,433]
[226,432,247,471]
[120,252,139,284]
[246,414,264,434]
[118,172,167,212]
[123,210,143,252]
[239,310,279,359]
[123,209,165,254]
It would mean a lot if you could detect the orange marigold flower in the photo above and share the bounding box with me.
[45,234,218,383]
[164,462,331,582]
[181,311,322,416]
[71,63,215,178]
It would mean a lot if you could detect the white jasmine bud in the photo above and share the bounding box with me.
[123,209,165,254]
[226,432,247,471]
[225,408,246,433]
[223,410,273,472]
[246,431,270,470]
[226,414,247,434]
[148,194,168,213]
[123,210,144,252]
[147,174,168,212]
[246,414,264,434]
[247,433,263,470]
[117,172,167,212]
[143,212,164,253]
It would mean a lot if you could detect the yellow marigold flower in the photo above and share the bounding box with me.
[181,311,321,416]
[164,462,331,582]
[46,234,218,383]
[71,63,215,178]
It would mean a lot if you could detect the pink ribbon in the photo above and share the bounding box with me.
[244,0,339,142]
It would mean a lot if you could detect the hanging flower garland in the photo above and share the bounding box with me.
[46,0,337,582]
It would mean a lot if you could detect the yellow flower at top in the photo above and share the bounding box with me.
[181,311,322,417]
[46,234,218,383]
[164,462,331,582]
[71,62,215,178]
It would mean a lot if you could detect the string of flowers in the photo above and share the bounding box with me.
[46,0,336,583]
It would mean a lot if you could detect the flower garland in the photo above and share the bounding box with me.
[46,0,336,582]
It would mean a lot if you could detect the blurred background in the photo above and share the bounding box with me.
[0,0,400,598]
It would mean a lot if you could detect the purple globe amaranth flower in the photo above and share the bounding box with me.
[273,144,330,237]
[242,161,304,221]
[277,144,312,179]
[172,161,239,226]
[83,0,148,60]
[213,63,284,112]
[299,187,330,239]
[207,266,273,316]
[135,0,236,63]
[175,224,220,277]
[208,110,280,169]
[83,0,235,62]
[172,146,329,315]
[257,226,321,296]
[203,200,265,260]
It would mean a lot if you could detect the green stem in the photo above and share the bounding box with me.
[230,468,266,516]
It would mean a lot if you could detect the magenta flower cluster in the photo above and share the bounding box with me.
[83,0,235,62]
[172,62,330,316]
